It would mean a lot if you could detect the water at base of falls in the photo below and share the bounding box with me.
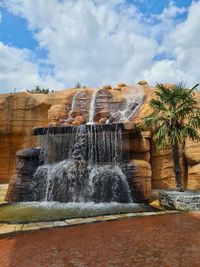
[34,124,133,203]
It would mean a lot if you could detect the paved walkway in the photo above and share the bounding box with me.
[1,212,200,267]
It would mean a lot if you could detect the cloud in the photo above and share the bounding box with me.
[0,42,64,93]
[1,0,157,89]
[0,0,200,93]
[143,1,200,85]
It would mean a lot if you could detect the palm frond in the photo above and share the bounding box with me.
[141,82,200,149]
[153,122,169,148]
[182,126,200,141]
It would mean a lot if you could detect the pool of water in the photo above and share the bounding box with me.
[0,202,154,224]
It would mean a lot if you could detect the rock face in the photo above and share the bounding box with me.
[187,164,200,190]
[0,84,151,184]
[151,143,187,189]
[0,92,49,183]
[127,159,152,202]
[47,85,149,126]
[185,138,200,190]
[5,147,41,202]
[185,139,200,166]
[1,82,200,192]
[0,89,79,183]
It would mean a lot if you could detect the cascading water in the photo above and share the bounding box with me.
[88,89,99,124]
[120,84,145,122]
[68,91,79,118]
[33,124,133,203]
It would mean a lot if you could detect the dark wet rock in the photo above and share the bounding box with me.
[5,147,41,202]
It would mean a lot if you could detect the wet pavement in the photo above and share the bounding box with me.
[0,212,200,267]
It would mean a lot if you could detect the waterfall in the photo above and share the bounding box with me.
[88,89,99,124]
[34,124,133,203]
[120,85,144,122]
[68,91,79,118]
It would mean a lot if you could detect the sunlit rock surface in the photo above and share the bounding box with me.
[0,83,151,183]
[1,82,200,191]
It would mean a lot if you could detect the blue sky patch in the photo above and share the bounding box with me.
[0,8,38,49]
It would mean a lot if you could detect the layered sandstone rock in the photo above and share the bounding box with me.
[47,84,152,126]
[0,92,49,183]
[0,89,77,183]
[187,164,200,190]
[127,159,152,201]
[184,138,200,190]
[151,143,187,189]
[185,139,200,166]
[48,104,68,124]
[3,82,200,192]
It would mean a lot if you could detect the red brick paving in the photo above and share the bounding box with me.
[0,212,200,267]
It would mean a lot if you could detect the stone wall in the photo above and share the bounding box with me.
[159,191,200,211]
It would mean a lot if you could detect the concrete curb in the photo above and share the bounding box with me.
[0,210,181,236]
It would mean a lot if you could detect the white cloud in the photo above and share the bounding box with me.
[143,1,200,85]
[0,0,200,93]
[0,42,64,93]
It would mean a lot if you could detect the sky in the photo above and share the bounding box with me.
[0,0,199,93]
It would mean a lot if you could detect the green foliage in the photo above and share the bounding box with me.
[75,82,81,88]
[27,85,49,94]
[142,82,200,149]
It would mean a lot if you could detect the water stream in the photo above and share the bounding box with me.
[34,124,133,203]
[88,89,99,124]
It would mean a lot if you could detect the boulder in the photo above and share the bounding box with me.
[97,118,107,124]
[70,111,82,118]
[103,85,112,90]
[5,147,41,202]
[95,111,109,122]
[137,80,148,85]
[71,120,82,126]
[117,83,127,88]
[48,104,68,123]
[75,116,86,124]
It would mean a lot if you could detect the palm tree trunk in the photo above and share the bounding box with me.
[172,142,184,191]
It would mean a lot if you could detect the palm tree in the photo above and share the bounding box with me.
[143,82,200,191]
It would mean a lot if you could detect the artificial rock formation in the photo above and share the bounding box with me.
[1,82,200,191]
[127,159,152,202]
[0,89,79,183]
[5,126,152,203]
[5,147,41,202]
[184,138,200,190]
[150,143,187,189]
